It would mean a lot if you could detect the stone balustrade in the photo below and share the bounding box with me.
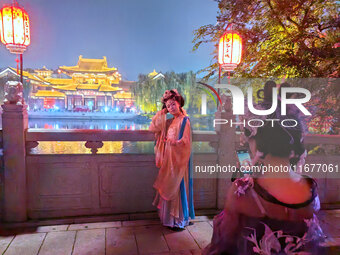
[0,96,339,223]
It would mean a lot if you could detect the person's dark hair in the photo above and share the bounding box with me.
[162,90,185,111]
[253,106,305,163]
[254,121,305,158]
[263,80,277,102]
[279,82,292,98]
[257,80,277,103]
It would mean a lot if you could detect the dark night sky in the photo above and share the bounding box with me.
[0,0,218,80]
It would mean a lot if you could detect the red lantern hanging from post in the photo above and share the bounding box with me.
[218,27,242,72]
[216,24,242,107]
[0,3,30,54]
[0,2,30,84]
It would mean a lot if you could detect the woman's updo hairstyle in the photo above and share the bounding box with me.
[257,80,277,103]
[253,105,306,164]
[254,120,305,158]
[161,89,185,111]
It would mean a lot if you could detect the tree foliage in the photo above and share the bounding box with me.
[132,71,211,114]
[193,0,339,79]
[193,0,340,134]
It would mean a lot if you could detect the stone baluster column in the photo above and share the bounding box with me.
[215,94,237,209]
[1,81,28,222]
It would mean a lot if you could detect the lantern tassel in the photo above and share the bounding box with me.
[15,55,20,74]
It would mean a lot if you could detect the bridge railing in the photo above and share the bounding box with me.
[24,128,219,220]
[0,98,339,222]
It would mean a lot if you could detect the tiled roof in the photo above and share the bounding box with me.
[77,84,101,90]
[33,90,66,98]
[51,84,78,91]
[59,55,118,73]
[99,85,122,92]
[46,78,74,85]
[114,91,133,99]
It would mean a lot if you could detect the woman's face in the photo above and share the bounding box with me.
[165,99,180,115]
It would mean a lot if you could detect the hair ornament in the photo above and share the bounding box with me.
[161,89,180,103]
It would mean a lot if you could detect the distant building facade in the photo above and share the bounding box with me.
[34,66,53,78]
[0,56,136,112]
[148,69,165,80]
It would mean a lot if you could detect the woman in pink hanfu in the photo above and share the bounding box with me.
[203,105,325,254]
[149,89,195,230]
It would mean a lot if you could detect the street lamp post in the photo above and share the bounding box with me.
[0,1,31,83]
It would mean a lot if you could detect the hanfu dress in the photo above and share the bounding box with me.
[202,176,325,254]
[149,110,195,228]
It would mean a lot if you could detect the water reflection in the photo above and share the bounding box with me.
[27,116,215,131]
[32,141,124,154]
[26,116,215,154]
[31,141,215,154]
[28,119,150,130]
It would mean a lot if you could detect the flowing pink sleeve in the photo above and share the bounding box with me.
[149,110,166,134]
[153,117,192,200]
[149,110,166,168]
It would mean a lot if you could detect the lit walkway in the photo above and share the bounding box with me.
[0,210,339,255]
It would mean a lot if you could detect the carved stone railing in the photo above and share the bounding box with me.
[0,130,3,221]
[19,127,340,219]
[1,91,339,222]
[25,129,219,154]
[21,129,219,220]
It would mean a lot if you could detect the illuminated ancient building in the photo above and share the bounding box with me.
[1,56,136,111]
[41,55,122,111]
[148,69,165,80]
[34,66,53,78]
[28,56,135,111]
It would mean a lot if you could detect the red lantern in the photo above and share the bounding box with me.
[218,30,242,71]
[0,3,30,54]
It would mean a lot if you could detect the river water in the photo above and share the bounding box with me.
[26,116,215,154]
[28,118,150,130]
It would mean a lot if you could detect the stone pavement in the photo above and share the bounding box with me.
[0,210,339,255]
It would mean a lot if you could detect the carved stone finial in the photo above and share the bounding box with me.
[26,141,39,154]
[4,81,24,105]
[85,141,104,154]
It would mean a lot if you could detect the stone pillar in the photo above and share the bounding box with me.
[215,94,237,209]
[1,103,28,222]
